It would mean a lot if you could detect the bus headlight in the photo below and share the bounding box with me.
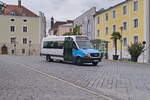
[85,53,91,57]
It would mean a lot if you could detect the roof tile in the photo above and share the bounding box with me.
[3,5,38,17]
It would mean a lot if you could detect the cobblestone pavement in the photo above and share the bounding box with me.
[1,55,150,100]
[0,55,108,100]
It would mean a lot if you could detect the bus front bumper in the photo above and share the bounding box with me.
[81,57,102,63]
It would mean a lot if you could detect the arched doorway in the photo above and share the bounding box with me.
[1,44,8,54]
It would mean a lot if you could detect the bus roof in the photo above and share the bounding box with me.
[42,35,89,41]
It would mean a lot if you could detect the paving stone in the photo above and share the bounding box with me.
[1,55,150,100]
[0,56,107,100]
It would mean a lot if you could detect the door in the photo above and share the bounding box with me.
[1,45,8,54]
[64,37,73,61]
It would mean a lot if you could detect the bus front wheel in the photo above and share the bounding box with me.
[92,62,98,66]
[46,55,53,62]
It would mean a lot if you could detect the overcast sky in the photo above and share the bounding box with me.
[3,0,124,21]
[2,0,124,30]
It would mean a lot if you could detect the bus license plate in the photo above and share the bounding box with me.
[93,60,99,62]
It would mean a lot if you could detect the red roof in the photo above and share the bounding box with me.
[3,5,38,17]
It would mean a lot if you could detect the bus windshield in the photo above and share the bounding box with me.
[76,40,93,49]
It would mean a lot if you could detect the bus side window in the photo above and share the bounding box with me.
[58,41,64,49]
[43,41,52,48]
[53,42,58,49]
[43,42,48,48]
[48,41,53,48]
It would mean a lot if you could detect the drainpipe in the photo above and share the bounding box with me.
[147,0,150,63]
[144,0,150,63]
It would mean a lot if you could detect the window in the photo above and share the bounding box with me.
[73,42,78,49]
[10,26,15,32]
[10,37,16,44]
[43,41,64,49]
[87,19,90,24]
[23,38,27,44]
[69,28,72,32]
[123,6,127,15]
[112,10,116,19]
[23,26,27,32]
[123,22,127,30]
[105,27,109,35]
[113,25,116,32]
[97,30,100,36]
[9,11,16,16]
[134,1,138,11]
[97,17,100,24]
[134,36,138,43]
[11,19,15,21]
[43,41,49,48]
[22,49,25,54]
[82,19,84,24]
[105,13,108,21]
[123,37,127,46]
[134,18,138,28]
[23,19,27,22]
[57,41,64,49]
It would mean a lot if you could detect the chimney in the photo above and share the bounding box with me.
[51,17,54,29]
[18,0,21,7]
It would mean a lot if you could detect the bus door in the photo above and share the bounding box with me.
[64,37,73,61]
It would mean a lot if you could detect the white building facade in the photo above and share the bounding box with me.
[73,7,96,40]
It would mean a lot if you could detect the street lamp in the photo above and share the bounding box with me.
[120,26,123,60]
[142,41,146,63]
[29,40,32,56]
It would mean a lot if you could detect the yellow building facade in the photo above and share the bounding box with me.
[95,0,150,62]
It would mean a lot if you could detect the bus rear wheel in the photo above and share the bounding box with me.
[92,62,98,66]
[46,55,53,62]
[76,57,82,66]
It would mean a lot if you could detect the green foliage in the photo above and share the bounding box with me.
[63,26,82,36]
[73,26,82,35]
[110,32,121,55]
[63,32,72,36]
[110,32,121,40]
[128,42,145,58]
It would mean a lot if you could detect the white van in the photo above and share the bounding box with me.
[41,35,103,66]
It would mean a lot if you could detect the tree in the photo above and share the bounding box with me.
[73,26,81,35]
[128,42,145,62]
[63,32,73,36]
[63,26,82,36]
[110,32,121,60]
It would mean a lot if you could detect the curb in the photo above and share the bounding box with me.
[103,59,150,66]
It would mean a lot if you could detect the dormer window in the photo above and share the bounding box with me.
[9,11,16,16]
[11,19,15,22]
